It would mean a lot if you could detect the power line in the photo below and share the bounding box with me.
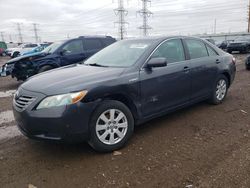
[33,23,39,43]
[16,23,23,43]
[114,0,129,40]
[137,0,153,37]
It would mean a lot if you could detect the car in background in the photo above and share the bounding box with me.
[245,55,250,70]
[6,43,40,58]
[21,43,51,56]
[0,36,116,80]
[227,37,250,54]
[12,36,236,152]
[217,40,234,50]
[0,41,7,56]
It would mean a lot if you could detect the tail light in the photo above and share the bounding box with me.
[232,57,236,64]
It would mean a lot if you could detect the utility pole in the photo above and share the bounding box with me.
[9,34,12,42]
[214,19,217,34]
[16,23,23,43]
[114,0,128,40]
[248,0,250,32]
[137,0,153,37]
[0,32,4,42]
[32,23,39,43]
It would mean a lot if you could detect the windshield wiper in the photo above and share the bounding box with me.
[87,63,109,67]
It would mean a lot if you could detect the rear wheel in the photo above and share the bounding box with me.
[209,75,228,105]
[38,65,53,73]
[88,100,134,152]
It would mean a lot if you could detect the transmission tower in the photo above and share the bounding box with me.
[16,23,23,43]
[137,0,153,37]
[33,23,39,43]
[0,32,4,42]
[114,0,128,40]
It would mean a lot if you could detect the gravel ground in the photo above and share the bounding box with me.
[0,54,249,188]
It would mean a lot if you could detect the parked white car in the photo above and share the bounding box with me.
[6,43,40,58]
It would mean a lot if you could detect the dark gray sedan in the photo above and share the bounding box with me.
[13,36,236,152]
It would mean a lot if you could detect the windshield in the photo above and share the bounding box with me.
[42,41,64,54]
[84,40,152,67]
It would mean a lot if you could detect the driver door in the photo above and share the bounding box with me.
[139,38,192,117]
[60,39,85,66]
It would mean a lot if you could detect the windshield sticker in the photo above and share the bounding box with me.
[130,44,149,49]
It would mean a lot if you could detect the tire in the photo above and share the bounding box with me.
[12,51,19,58]
[38,65,53,73]
[88,100,134,152]
[209,75,229,105]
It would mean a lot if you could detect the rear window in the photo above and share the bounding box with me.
[206,45,218,56]
[83,39,103,50]
[102,38,116,46]
[185,39,208,59]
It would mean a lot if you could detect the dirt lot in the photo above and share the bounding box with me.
[0,54,249,188]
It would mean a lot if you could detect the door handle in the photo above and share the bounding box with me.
[183,66,190,73]
[215,59,221,64]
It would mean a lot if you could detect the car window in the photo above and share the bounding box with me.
[84,39,103,50]
[206,45,218,56]
[102,38,115,46]
[24,44,38,48]
[62,40,84,55]
[186,39,208,59]
[151,39,185,63]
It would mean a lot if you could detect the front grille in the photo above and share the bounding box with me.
[14,95,36,111]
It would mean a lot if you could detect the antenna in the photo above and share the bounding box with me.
[137,0,153,37]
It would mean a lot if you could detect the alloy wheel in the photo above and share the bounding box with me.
[95,109,128,145]
[216,79,227,101]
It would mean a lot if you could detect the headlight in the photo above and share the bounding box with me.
[36,90,87,110]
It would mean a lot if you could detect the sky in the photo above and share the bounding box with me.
[0,0,248,43]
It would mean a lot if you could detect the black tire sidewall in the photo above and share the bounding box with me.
[88,100,134,152]
[38,65,53,73]
[210,75,229,104]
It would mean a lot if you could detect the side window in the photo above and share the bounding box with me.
[206,45,218,56]
[151,39,185,63]
[185,39,208,59]
[83,39,103,51]
[62,40,83,55]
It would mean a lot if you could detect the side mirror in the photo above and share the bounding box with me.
[59,49,67,56]
[147,57,167,68]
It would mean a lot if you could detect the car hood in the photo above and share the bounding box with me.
[7,52,47,64]
[21,64,125,95]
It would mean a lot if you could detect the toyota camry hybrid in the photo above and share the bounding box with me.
[13,36,236,152]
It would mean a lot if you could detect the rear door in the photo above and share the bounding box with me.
[60,39,85,66]
[83,38,104,58]
[184,38,219,100]
[140,38,192,117]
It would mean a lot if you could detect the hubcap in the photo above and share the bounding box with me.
[96,109,128,145]
[216,79,227,101]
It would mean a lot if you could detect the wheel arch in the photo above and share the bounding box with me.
[221,71,231,87]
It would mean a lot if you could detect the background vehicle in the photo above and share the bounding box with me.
[6,43,40,58]
[21,43,51,56]
[0,41,7,56]
[13,36,236,152]
[227,37,250,53]
[0,36,116,80]
[217,40,234,50]
[245,55,250,70]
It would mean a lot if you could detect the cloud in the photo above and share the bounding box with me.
[0,0,248,42]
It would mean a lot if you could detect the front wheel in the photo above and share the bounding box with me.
[88,100,134,152]
[209,75,228,105]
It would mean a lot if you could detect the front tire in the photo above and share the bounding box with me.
[88,100,134,152]
[209,75,228,105]
[38,65,53,73]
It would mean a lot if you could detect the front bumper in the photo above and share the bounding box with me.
[13,87,99,142]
